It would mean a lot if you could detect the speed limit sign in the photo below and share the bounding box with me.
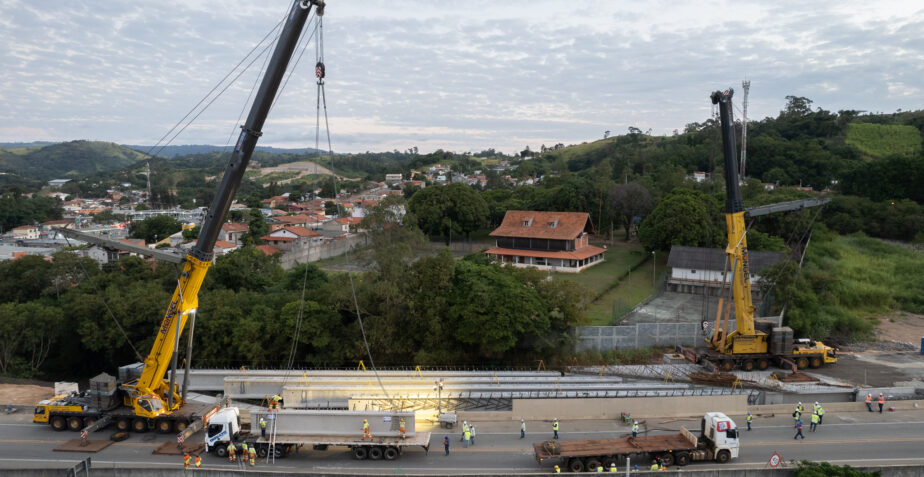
[768,452,782,468]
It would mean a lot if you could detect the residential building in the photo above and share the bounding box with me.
[385,173,403,183]
[322,217,362,237]
[484,210,606,273]
[219,223,249,244]
[665,245,785,299]
[12,225,39,240]
[213,240,239,256]
[261,225,322,251]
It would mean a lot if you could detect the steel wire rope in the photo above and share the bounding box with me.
[145,15,286,159]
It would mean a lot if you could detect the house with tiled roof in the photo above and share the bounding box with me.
[256,244,282,256]
[220,222,249,244]
[213,240,240,256]
[261,225,322,251]
[322,216,363,237]
[12,225,39,240]
[484,210,606,273]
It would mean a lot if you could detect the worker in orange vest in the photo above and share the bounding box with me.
[194,454,201,469]
[249,445,256,466]
[227,442,236,462]
[362,419,373,441]
[399,417,406,440]
[183,453,191,469]
[865,393,873,412]
[878,393,885,413]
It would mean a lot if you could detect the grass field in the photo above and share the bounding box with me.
[553,241,666,325]
[845,122,921,158]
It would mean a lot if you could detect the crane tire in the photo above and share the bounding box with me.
[110,431,130,442]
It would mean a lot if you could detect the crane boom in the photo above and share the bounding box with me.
[130,0,324,418]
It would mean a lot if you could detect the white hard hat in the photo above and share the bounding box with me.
[814,401,819,405]
[798,401,802,404]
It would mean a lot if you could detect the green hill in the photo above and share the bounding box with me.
[0,140,149,181]
[846,123,921,158]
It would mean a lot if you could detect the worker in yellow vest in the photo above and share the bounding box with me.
[260,417,267,438]
[249,445,256,466]
[362,419,373,441]
[553,465,560,473]
[194,454,201,469]
[399,417,406,440]
[227,442,236,462]
[632,421,639,437]
[552,418,559,439]
[609,462,617,472]
[183,453,191,469]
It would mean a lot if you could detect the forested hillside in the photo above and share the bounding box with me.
[0,140,149,181]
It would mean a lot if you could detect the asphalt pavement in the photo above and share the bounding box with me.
[1,407,923,474]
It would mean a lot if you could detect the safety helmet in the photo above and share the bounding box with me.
[746,411,751,415]
[814,401,819,405]
[798,401,802,405]
[634,421,638,424]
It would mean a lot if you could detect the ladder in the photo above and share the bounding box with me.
[267,408,278,465]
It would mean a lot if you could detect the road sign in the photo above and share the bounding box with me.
[768,452,782,468]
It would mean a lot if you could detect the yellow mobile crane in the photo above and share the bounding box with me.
[677,89,837,372]
[34,0,325,435]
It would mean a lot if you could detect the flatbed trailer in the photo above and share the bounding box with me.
[230,432,431,460]
[533,413,739,472]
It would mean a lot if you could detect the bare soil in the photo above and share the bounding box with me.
[0,383,54,406]
[875,311,924,346]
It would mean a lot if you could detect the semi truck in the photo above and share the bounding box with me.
[676,89,836,372]
[205,408,431,461]
[533,412,739,472]
[32,0,325,437]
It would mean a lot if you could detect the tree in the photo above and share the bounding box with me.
[129,215,182,243]
[408,183,488,244]
[324,201,339,216]
[609,182,654,241]
[638,189,723,251]
[244,208,268,244]
[782,96,814,118]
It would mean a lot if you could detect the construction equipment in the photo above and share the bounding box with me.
[34,0,325,435]
[205,408,430,461]
[676,89,836,372]
[534,412,739,471]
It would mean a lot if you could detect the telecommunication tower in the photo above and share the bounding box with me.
[740,80,750,179]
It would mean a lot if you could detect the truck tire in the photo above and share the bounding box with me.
[568,458,585,473]
[110,431,130,442]
[215,445,227,458]
[796,357,809,369]
[84,417,98,429]
[352,446,368,460]
[175,420,188,432]
[67,416,84,431]
[741,359,756,372]
[155,419,173,433]
[50,416,67,431]
[720,360,734,372]
[810,357,823,368]
[716,449,731,464]
[274,445,286,458]
[132,419,148,433]
[757,358,770,370]
[585,458,602,471]
[383,446,399,461]
[602,457,619,469]
[368,446,384,460]
[116,418,130,432]
[257,445,267,458]
[659,453,674,466]
[675,452,691,466]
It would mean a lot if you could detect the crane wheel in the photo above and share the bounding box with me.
[796,357,809,370]
[116,418,130,431]
[175,420,188,432]
[741,359,756,372]
[156,420,173,433]
[810,357,823,368]
[757,358,770,370]
[50,416,67,431]
[110,431,130,442]
[132,419,148,433]
[67,416,84,431]
[720,360,734,372]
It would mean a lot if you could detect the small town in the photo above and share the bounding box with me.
[0,1,922,477]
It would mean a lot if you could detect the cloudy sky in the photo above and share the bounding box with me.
[1,1,921,154]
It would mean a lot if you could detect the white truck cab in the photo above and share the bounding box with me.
[205,407,240,454]
[702,411,739,460]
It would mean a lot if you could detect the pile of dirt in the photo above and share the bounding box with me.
[839,340,918,352]
[0,383,54,406]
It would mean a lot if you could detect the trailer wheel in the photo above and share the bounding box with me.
[716,449,731,464]
[274,445,286,458]
[110,431,130,442]
[567,458,585,473]
[50,416,67,431]
[132,419,148,433]
[741,359,756,372]
[384,446,399,461]
[675,452,691,466]
[215,445,227,458]
[116,418,130,432]
[67,416,84,431]
[757,358,770,370]
[257,445,267,458]
[351,446,368,460]
[368,446,384,460]
[585,458,602,472]
[155,419,173,434]
[602,457,619,469]
[795,357,809,369]
[810,357,823,368]
[659,453,674,466]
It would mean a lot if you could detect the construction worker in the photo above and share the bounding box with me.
[609,462,618,472]
[793,418,804,440]
[260,417,267,438]
[552,418,559,439]
[270,394,282,411]
[810,412,819,432]
[184,453,191,469]
[813,401,820,415]
[443,435,450,456]
[865,393,873,412]
[248,445,256,467]
[596,465,603,472]
[399,417,406,440]
[362,419,372,441]
[463,427,471,447]
[650,461,660,471]
[194,454,201,469]
[878,393,885,413]
[521,419,526,438]
[553,465,561,473]
[746,411,752,431]
[227,442,236,463]
[470,424,476,445]
[817,406,825,425]
[632,421,639,437]
[796,401,803,414]
[461,421,468,441]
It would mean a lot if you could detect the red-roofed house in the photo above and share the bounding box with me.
[220,223,249,244]
[268,214,320,232]
[12,225,39,240]
[261,225,322,251]
[256,244,282,256]
[213,240,240,256]
[322,216,363,236]
[484,210,605,273]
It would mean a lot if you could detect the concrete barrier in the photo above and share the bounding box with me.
[750,399,924,416]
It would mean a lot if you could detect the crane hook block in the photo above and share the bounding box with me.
[316,61,326,79]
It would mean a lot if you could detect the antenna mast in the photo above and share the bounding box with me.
[740,80,750,180]
[146,162,153,208]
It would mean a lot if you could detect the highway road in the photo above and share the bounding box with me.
[1,408,923,474]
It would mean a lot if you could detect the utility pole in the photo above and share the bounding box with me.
[145,162,153,208]
[740,80,750,180]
